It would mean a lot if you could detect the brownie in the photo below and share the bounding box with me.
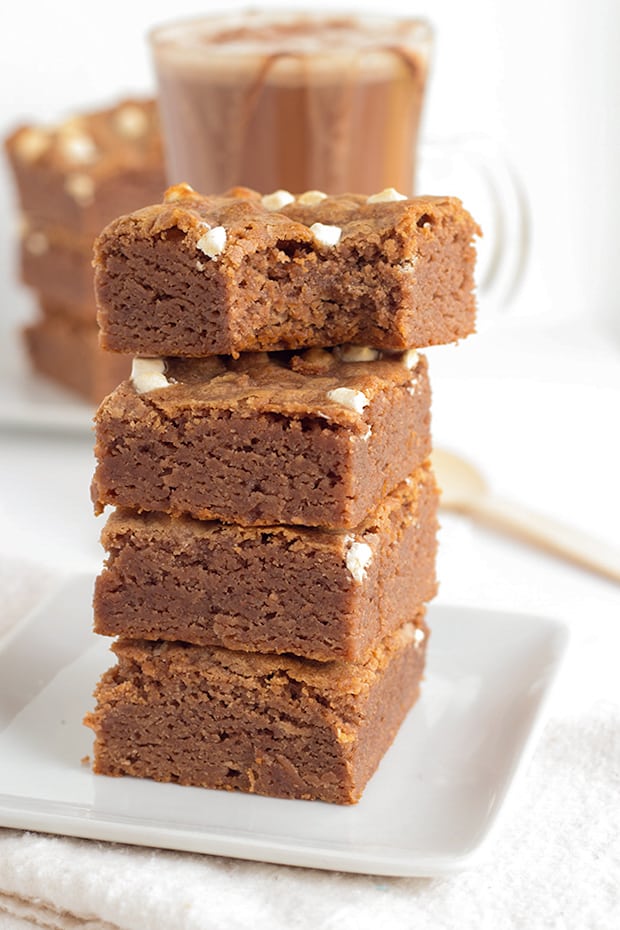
[5,99,165,238]
[84,616,428,804]
[92,347,431,528]
[37,294,96,327]
[23,312,130,403]
[94,463,437,660]
[94,184,479,357]
[20,223,98,312]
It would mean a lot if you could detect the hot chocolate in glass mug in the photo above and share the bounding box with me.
[150,9,527,307]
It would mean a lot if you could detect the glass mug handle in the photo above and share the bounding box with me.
[418,136,531,310]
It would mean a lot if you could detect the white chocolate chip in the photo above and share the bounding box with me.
[196,260,205,271]
[164,183,195,203]
[361,425,372,441]
[64,173,95,206]
[59,132,98,164]
[326,387,369,413]
[345,537,373,583]
[114,104,149,139]
[261,189,295,211]
[401,349,420,370]
[298,190,327,206]
[196,226,227,259]
[131,358,171,394]
[339,345,379,363]
[24,231,48,256]
[310,223,341,247]
[366,187,408,204]
[14,128,50,162]
[407,383,417,396]
[336,726,355,744]
[413,627,426,646]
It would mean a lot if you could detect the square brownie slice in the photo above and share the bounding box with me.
[94,462,438,661]
[92,347,431,528]
[84,616,428,804]
[94,184,479,357]
[5,98,165,238]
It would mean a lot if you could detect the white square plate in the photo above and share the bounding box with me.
[0,575,569,877]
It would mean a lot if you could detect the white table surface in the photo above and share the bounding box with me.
[0,311,619,929]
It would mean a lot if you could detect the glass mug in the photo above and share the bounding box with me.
[150,9,528,308]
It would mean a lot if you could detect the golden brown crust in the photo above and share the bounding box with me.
[115,348,423,426]
[108,617,426,696]
[98,185,476,266]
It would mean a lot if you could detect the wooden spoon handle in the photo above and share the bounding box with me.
[469,494,620,583]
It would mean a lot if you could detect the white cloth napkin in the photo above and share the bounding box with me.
[1,554,619,930]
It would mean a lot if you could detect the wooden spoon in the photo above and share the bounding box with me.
[432,448,620,583]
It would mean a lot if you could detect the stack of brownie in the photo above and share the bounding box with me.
[84,184,478,804]
[4,98,165,402]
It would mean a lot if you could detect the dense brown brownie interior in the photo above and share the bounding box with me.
[94,464,438,660]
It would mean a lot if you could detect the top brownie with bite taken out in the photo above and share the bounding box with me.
[94,183,480,358]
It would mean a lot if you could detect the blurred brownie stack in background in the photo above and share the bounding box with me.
[4,99,166,402]
[84,183,479,804]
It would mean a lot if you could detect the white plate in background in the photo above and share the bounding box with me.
[0,575,569,877]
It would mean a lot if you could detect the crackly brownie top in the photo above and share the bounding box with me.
[5,98,162,180]
[94,182,479,267]
[104,346,426,432]
[111,616,427,699]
